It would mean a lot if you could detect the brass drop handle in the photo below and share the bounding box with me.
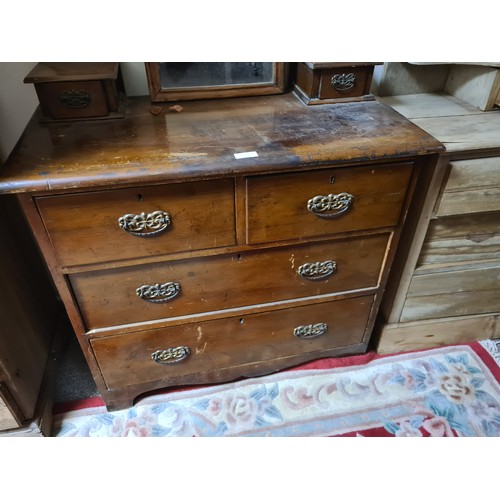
[151,346,191,364]
[331,73,356,92]
[307,193,354,219]
[298,260,336,280]
[136,282,181,303]
[118,210,171,237]
[293,323,328,339]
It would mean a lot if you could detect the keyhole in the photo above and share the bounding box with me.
[329,176,336,184]
[137,193,144,202]
[239,318,245,324]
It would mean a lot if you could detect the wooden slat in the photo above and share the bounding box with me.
[379,93,484,119]
[417,212,500,268]
[376,313,500,354]
[401,288,500,322]
[444,65,500,111]
[437,187,500,216]
[444,157,500,191]
[402,263,500,321]
[412,112,500,153]
[435,157,500,216]
[407,263,500,297]
[0,396,19,431]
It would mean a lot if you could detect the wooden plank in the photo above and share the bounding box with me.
[376,313,499,354]
[401,288,500,322]
[379,92,484,119]
[445,65,500,111]
[0,396,19,431]
[407,263,500,297]
[375,63,450,97]
[437,187,500,216]
[412,112,500,153]
[444,157,500,191]
[417,212,500,268]
[380,155,448,323]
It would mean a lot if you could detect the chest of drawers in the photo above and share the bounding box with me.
[0,94,443,410]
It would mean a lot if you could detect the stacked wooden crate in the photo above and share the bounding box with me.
[375,91,500,352]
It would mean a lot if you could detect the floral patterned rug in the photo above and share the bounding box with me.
[52,341,500,437]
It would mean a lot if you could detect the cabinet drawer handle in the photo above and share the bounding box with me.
[298,260,336,280]
[293,322,328,339]
[118,210,171,237]
[136,282,181,303]
[151,346,191,364]
[307,193,353,219]
[331,73,356,92]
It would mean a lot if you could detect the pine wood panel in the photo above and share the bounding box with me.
[379,93,484,119]
[435,157,500,216]
[417,212,500,268]
[0,393,19,431]
[401,289,500,322]
[412,113,500,153]
[444,65,500,111]
[246,163,413,244]
[376,313,500,354]
[70,234,389,329]
[91,296,374,390]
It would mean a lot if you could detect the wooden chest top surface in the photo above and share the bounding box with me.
[0,93,443,194]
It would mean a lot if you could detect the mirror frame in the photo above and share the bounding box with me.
[145,62,288,102]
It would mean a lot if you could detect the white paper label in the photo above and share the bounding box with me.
[234,151,258,159]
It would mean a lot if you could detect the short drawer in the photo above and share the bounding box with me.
[71,234,389,329]
[246,163,413,244]
[436,157,500,217]
[36,180,236,267]
[91,295,374,390]
[319,66,374,100]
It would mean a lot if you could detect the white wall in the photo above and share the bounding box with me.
[0,62,39,163]
[0,62,149,164]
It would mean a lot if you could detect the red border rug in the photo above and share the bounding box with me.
[52,340,500,437]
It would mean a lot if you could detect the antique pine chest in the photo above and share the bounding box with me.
[0,93,443,410]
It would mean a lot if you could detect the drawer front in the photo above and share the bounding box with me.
[247,163,413,244]
[319,66,373,99]
[71,234,389,329]
[36,81,110,119]
[91,296,374,390]
[436,157,500,217]
[36,180,236,267]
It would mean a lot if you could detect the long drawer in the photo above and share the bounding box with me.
[246,162,413,244]
[91,295,374,390]
[71,233,389,329]
[36,179,236,267]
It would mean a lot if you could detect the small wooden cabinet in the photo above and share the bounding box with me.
[0,93,442,411]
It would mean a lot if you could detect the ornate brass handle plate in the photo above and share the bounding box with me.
[136,282,181,303]
[293,323,328,339]
[298,260,336,280]
[151,346,191,364]
[307,193,354,219]
[118,210,171,237]
[59,89,92,108]
[331,73,356,92]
